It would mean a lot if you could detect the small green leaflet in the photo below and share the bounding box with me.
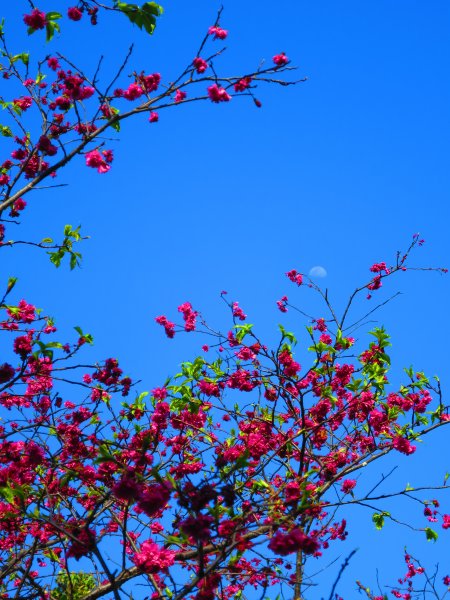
[372,511,390,530]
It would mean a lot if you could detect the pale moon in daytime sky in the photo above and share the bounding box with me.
[309,266,327,278]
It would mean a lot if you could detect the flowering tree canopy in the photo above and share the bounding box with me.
[0,3,449,600]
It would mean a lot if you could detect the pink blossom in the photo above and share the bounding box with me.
[392,436,416,455]
[133,540,176,573]
[139,73,161,93]
[123,83,143,101]
[68,7,83,21]
[232,302,246,321]
[268,529,320,556]
[264,387,277,401]
[286,269,303,286]
[7,299,36,323]
[198,380,220,397]
[193,57,208,73]
[174,89,187,103]
[178,301,197,331]
[180,514,214,540]
[66,527,96,560]
[234,76,252,92]
[370,261,388,273]
[341,479,356,494]
[367,274,382,291]
[137,482,171,517]
[9,198,26,219]
[442,515,450,529]
[47,57,60,70]
[152,387,168,400]
[85,149,111,174]
[149,111,159,123]
[102,149,113,164]
[13,97,33,111]
[208,84,231,103]
[208,25,228,40]
[320,333,332,345]
[100,103,114,118]
[273,52,289,66]
[236,347,256,361]
[285,481,301,504]
[37,135,57,156]
[23,9,47,30]
[13,335,33,357]
[112,474,142,502]
[155,315,175,338]
[277,295,288,313]
[314,318,327,332]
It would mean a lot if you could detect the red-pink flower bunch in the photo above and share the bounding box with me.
[85,149,113,174]
[178,302,198,332]
[286,269,303,285]
[132,540,176,573]
[208,84,232,103]
[23,9,47,30]
[208,25,228,40]
[155,314,176,338]
[268,528,320,556]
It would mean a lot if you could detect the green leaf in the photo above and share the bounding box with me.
[11,53,29,66]
[0,484,27,504]
[111,119,121,132]
[11,104,22,116]
[0,485,16,504]
[0,124,12,137]
[279,324,297,344]
[94,444,116,464]
[48,250,63,267]
[116,2,163,35]
[372,512,389,530]
[6,277,17,293]
[46,19,61,43]
[380,352,391,365]
[73,326,93,345]
[234,323,254,343]
[70,253,78,270]
[46,12,62,21]
[425,527,438,542]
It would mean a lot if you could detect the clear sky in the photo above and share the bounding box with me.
[2,1,450,596]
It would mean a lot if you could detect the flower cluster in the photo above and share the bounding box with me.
[85,149,113,174]
[155,314,176,338]
[178,302,198,332]
[132,540,176,573]
[286,269,303,285]
[208,84,232,103]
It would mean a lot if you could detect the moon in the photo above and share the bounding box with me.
[309,266,327,278]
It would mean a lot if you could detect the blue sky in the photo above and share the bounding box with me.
[2,1,450,596]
